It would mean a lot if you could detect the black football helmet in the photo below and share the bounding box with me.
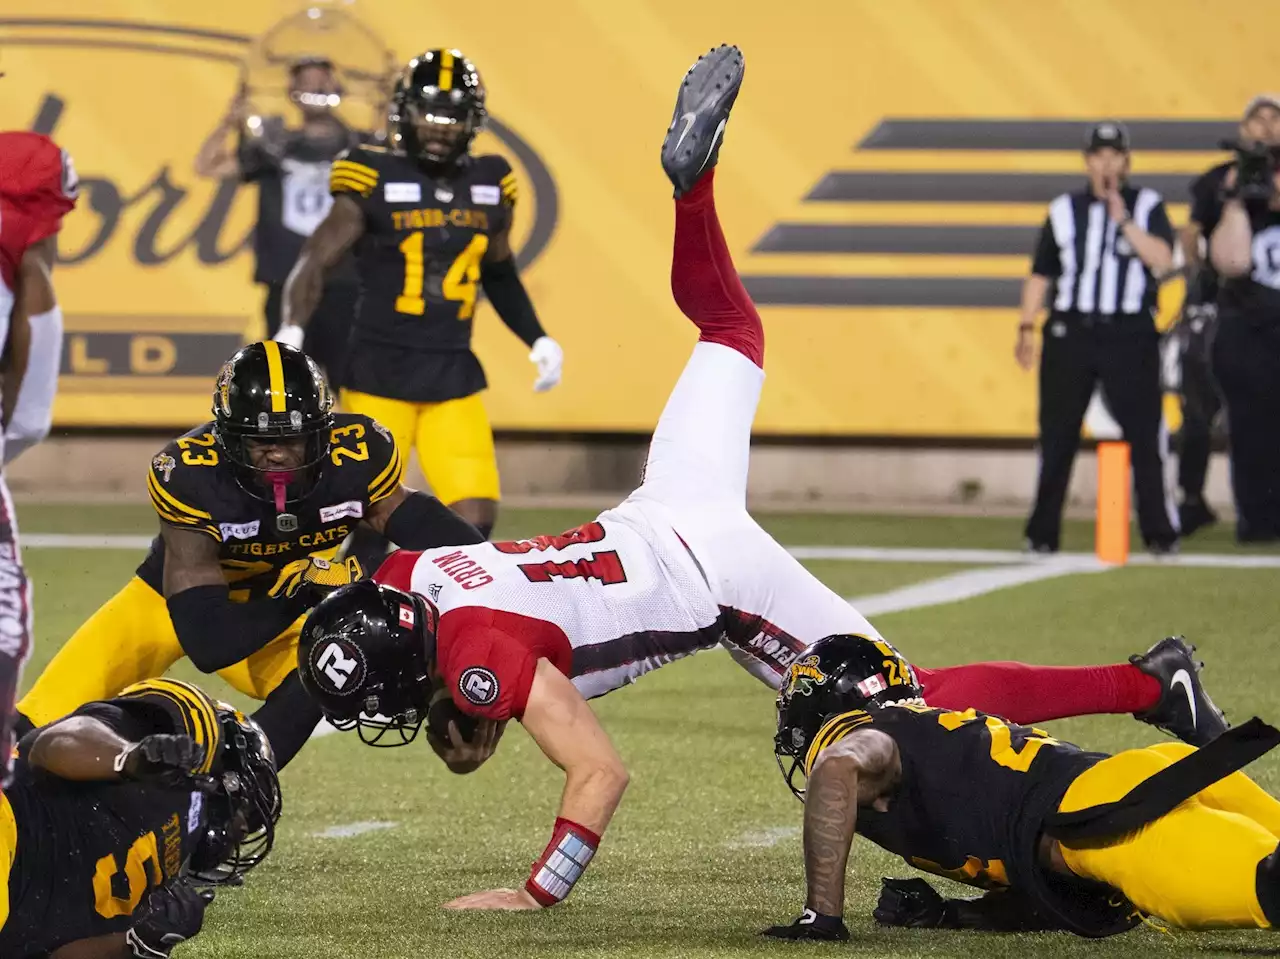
[187,706,282,884]
[388,49,486,169]
[211,342,334,510]
[297,580,438,746]
[774,634,922,801]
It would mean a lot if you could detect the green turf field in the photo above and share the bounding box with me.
[15,504,1280,957]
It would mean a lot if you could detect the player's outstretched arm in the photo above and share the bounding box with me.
[26,713,204,785]
[161,525,310,672]
[363,484,485,548]
[762,729,898,942]
[443,659,628,911]
[277,194,365,346]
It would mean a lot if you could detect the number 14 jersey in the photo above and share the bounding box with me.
[372,505,725,721]
[330,145,517,402]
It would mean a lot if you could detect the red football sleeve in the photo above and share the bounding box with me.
[437,609,541,722]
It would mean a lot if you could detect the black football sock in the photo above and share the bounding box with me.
[250,671,323,771]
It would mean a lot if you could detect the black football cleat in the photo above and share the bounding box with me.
[1130,636,1228,746]
[661,44,745,197]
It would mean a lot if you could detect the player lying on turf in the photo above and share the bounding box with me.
[0,678,280,958]
[294,44,1227,912]
[16,342,483,770]
[765,634,1280,941]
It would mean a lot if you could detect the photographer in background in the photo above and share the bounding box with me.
[1208,132,1280,543]
[1175,95,1280,535]
[195,56,361,387]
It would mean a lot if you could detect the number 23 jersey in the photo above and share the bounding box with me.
[371,512,725,722]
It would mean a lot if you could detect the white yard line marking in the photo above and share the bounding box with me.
[726,826,801,849]
[24,533,154,550]
[847,556,1108,617]
[790,545,1280,569]
[311,820,398,839]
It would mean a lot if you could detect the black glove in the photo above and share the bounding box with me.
[873,877,949,928]
[873,877,1057,933]
[126,881,215,958]
[761,908,850,941]
[115,734,206,787]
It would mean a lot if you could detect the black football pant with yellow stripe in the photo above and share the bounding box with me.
[1057,742,1280,929]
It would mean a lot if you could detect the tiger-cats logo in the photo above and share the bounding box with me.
[784,655,827,699]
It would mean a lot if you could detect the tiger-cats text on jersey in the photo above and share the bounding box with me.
[138,413,404,602]
[0,680,220,956]
[331,145,518,402]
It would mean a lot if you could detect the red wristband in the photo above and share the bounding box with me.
[525,817,601,907]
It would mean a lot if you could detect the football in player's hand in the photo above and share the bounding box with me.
[427,686,479,743]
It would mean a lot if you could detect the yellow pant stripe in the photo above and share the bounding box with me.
[262,340,286,413]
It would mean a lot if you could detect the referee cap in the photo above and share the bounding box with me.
[1084,120,1130,154]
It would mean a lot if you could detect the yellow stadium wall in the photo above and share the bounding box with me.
[0,1,1269,437]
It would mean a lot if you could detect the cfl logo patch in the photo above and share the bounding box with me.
[459,666,499,707]
[312,640,366,696]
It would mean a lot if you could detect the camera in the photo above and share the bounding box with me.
[1219,138,1280,202]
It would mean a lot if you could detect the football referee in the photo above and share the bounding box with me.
[1015,121,1179,554]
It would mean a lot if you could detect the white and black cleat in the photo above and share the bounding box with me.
[1130,636,1229,746]
[661,44,745,197]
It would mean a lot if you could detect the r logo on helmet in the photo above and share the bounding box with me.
[310,639,366,696]
[459,666,498,707]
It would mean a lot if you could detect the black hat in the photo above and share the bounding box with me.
[1085,120,1130,153]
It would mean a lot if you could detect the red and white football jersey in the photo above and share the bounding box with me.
[374,507,723,721]
[0,132,79,322]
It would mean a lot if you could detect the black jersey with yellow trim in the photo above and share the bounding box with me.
[0,679,219,957]
[808,704,1102,890]
[137,412,404,602]
[332,144,517,359]
[807,704,1134,936]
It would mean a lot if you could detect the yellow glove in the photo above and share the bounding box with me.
[269,556,364,600]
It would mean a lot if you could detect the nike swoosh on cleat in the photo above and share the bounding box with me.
[673,113,696,152]
[698,117,727,173]
[1170,668,1198,730]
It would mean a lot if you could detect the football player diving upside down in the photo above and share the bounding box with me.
[295,45,1228,911]
[17,342,484,769]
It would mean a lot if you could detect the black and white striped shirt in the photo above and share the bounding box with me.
[1031,185,1174,316]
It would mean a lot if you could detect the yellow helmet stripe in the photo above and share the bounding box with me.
[262,340,287,413]
[122,678,221,774]
[147,470,212,520]
[439,49,455,91]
